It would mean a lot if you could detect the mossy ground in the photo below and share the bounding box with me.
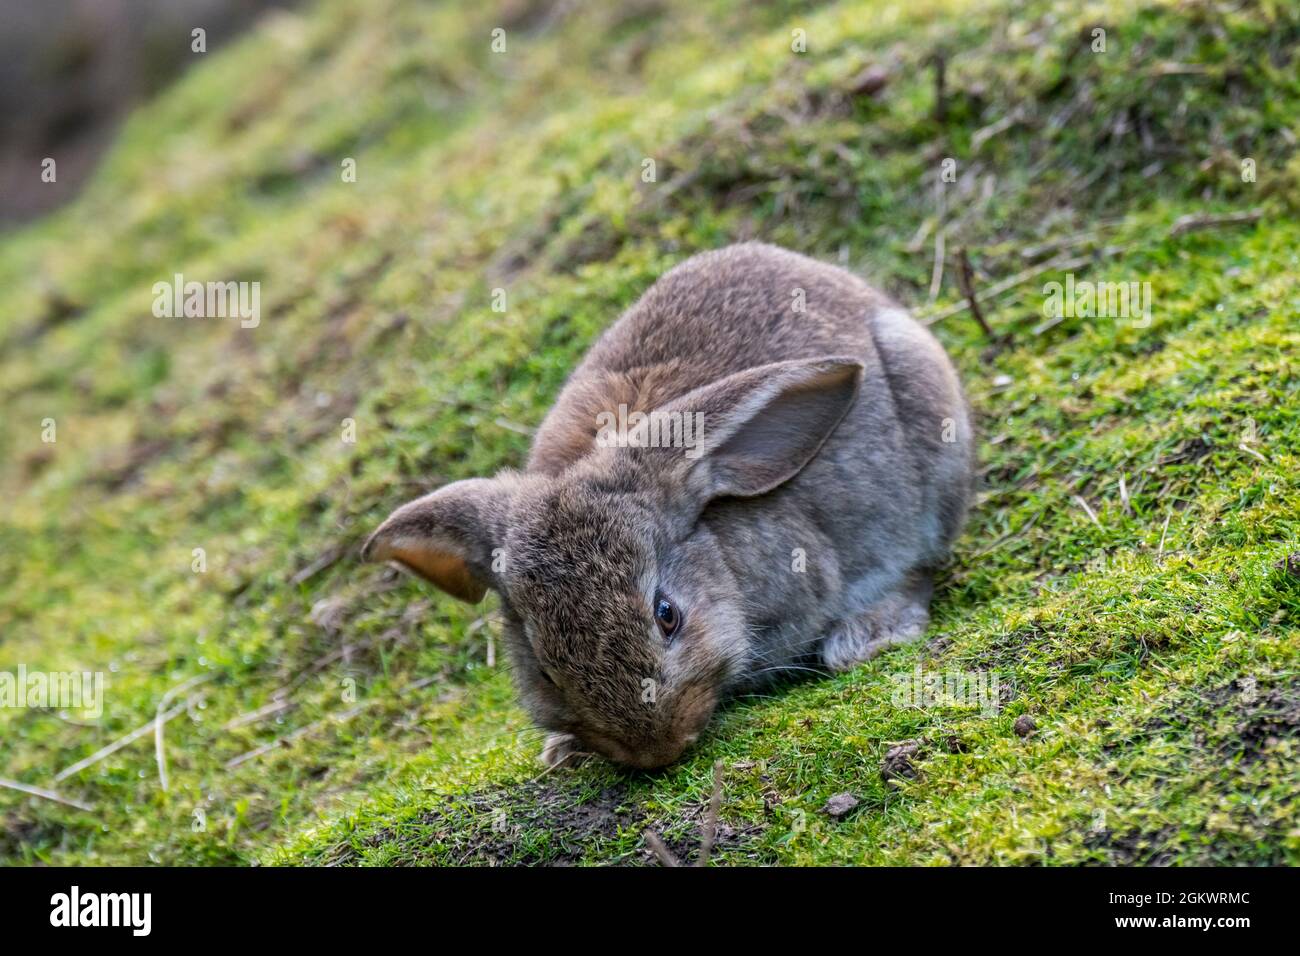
[1,0,1297,866]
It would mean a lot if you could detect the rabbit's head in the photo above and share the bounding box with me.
[364,357,861,768]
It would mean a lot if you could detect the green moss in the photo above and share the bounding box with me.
[1,0,1297,866]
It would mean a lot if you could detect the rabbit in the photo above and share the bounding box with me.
[364,242,974,769]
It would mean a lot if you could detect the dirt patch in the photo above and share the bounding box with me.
[645,815,765,866]
[962,624,1048,674]
[1157,435,1214,467]
[0,813,70,860]
[1233,686,1300,765]
[337,774,768,866]
[1137,674,1300,765]
[94,435,180,492]
[343,780,632,866]
[9,289,84,349]
[1084,824,1178,866]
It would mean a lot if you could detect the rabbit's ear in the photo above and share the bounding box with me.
[663,357,862,503]
[362,477,514,603]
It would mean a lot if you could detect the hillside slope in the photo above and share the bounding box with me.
[1,0,1297,865]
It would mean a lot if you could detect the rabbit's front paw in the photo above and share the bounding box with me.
[821,590,930,671]
[540,732,589,768]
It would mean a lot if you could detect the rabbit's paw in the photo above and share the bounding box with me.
[821,591,930,672]
[540,732,589,768]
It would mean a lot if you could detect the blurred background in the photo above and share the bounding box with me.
[0,0,294,225]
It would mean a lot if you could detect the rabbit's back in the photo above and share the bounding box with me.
[581,242,884,375]
[530,242,889,474]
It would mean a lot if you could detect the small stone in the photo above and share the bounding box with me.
[822,792,860,820]
[846,64,890,97]
[1014,714,1037,737]
[882,740,921,780]
[1277,553,1300,578]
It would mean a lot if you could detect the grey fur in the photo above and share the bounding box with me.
[364,242,974,769]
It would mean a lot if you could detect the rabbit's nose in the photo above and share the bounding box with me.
[623,748,682,770]
[581,725,691,769]
[623,736,692,770]
[593,734,682,769]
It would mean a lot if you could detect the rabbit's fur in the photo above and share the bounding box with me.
[365,242,973,769]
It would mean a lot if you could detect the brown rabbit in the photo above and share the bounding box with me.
[364,242,973,769]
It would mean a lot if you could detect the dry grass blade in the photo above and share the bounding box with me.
[954,247,994,339]
[644,829,681,867]
[697,759,725,867]
[223,698,295,731]
[224,702,372,770]
[55,697,197,783]
[1073,495,1102,527]
[0,776,93,812]
[156,673,215,792]
[1169,208,1262,238]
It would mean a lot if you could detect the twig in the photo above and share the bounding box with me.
[931,51,947,125]
[697,760,724,867]
[290,546,345,586]
[954,248,995,339]
[223,698,295,731]
[971,108,1023,151]
[644,760,726,867]
[1119,474,1132,515]
[55,697,197,782]
[1019,223,1118,261]
[1157,510,1173,563]
[34,707,99,729]
[401,675,440,695]
[644,830,681,867]
[1150,62,1212,77]
[276,622,411,698]
[1238,442,1269,464]
[156,674,214,793]
[1032,314,1065,336]
[928,229,946,302]
[493,416,535,437]
[921,249,1107,326]
[1169,208,1262,238]
[1073,495,1102,527]
[531,749,595,782]
[224,702,371,770]
[969,508,1045,558]
[905,216,935,253]
[0,777,93,812]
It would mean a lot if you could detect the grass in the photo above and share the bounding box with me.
[1,0,1297,866]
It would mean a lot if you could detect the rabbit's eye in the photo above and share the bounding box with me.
[654,591,682,641]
